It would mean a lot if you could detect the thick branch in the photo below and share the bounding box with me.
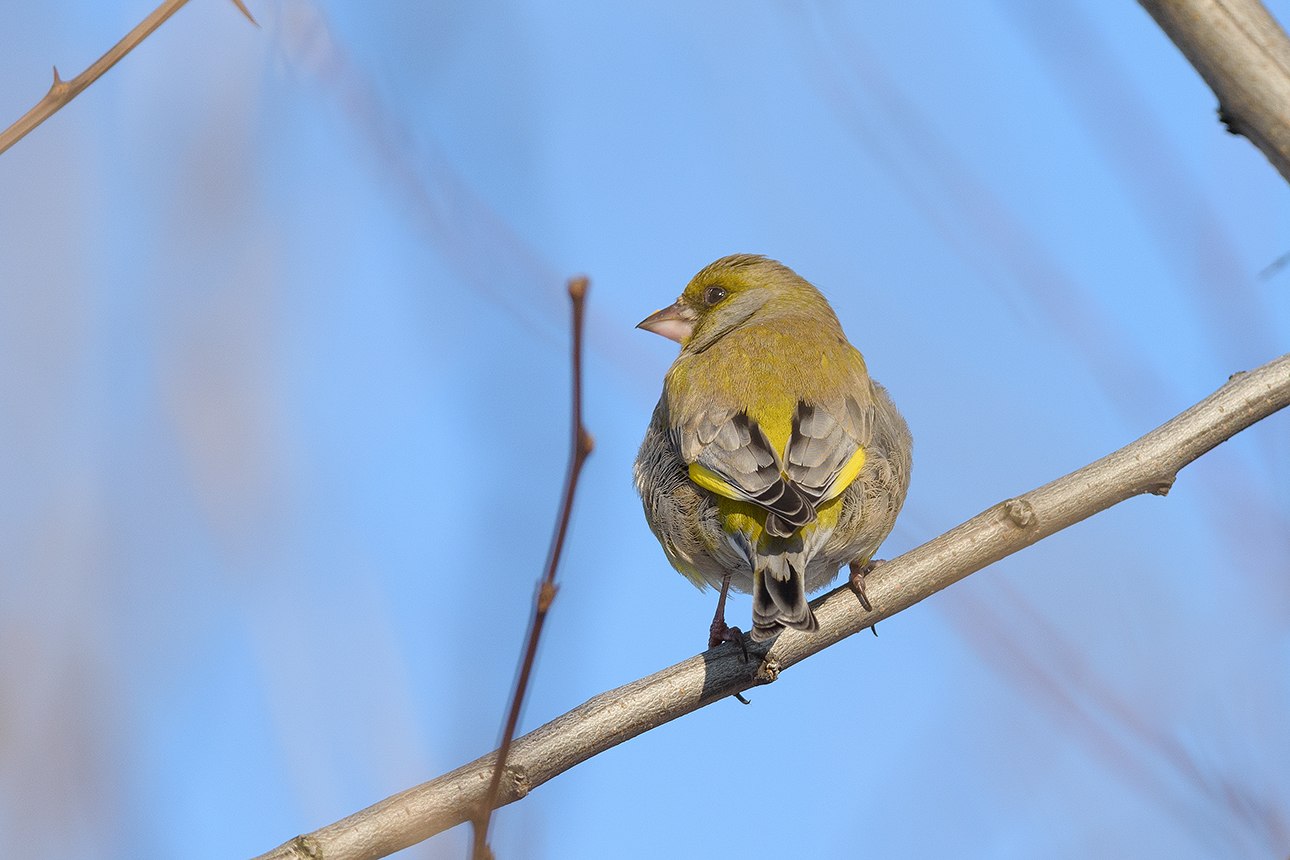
[0,0,256,156]
[253,353,1290,860]
[1138,0,1290,182]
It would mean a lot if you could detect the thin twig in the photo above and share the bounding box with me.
[469,277,593,860]
[253,353,1290,860]
[0,0,257,157]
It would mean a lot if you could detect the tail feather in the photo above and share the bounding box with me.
[751,553,818,641]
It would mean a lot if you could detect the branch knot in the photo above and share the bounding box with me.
[1003,498,1036,527]
[1146,476,1175,496]
[505,764,531,800]
[756,657,782,684]
[287,836,321,858]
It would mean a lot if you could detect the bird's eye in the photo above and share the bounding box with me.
[703,286,728,305]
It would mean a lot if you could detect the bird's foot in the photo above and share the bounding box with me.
[849,558,885,636]
[709,617,749,662]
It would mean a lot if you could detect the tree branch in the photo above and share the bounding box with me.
[252,354,1290,860]
[1138,0,1290,182]
[0,0,257,157]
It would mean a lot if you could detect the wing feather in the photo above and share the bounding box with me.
[679,411,815,538]
[785,398,869,505]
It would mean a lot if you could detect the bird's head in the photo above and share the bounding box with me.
[637,254,838,352]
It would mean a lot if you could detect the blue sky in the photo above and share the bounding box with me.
[1,2,1288,858]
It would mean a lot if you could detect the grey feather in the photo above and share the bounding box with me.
[751,547,818,641]
[785,401,864,504]
[681,411,817,534]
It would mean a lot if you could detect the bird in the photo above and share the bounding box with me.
[634,254,911,646]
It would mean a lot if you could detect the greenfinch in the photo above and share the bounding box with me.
[635,255,911,644]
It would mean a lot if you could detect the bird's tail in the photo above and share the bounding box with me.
[751,550,818,641]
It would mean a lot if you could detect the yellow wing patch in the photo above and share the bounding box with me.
[688,461,744,500]
[714,495,846,550]
[821,445,867,502]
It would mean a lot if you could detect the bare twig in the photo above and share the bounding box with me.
[468,277,593,860]
[0,0,257,157]
[1138,0,1290,182]
[253,354,1290,860]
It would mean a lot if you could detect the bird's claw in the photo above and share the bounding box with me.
[849,558,885,636]
[710,619,753,702]
[709,618,749,662]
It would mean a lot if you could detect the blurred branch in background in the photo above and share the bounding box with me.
[1138,0,1290,182]
[0,0,256,156]
[470,277,593,860]
[944,581,1289,853]
[275,0,563,341]
[275,0,659,391]
[254,352,1290,860]
[1004,0,1278,370]
[794,3,1175,428]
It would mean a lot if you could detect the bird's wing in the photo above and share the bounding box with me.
[784,396,870,506]
[677,410,815,538]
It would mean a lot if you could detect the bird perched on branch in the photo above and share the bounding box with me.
[635,255,911,646]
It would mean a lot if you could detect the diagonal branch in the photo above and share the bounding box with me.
[0,0,257,157]
[253,354,1290,860]
[1137,0,1290,182]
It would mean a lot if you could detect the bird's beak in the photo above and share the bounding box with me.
[636,300,696,344]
